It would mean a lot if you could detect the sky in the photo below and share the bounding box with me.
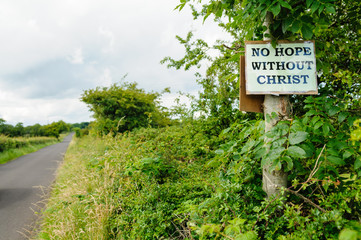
[0,0,228,126]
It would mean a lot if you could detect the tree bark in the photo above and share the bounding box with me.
[262,12,290,199]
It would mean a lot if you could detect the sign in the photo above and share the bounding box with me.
[245,41,318,95]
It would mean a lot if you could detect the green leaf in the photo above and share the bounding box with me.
[271,158,282,171]
[270,3,281,16]
[282,18,293,33]
[279,1,292,10]
[254,147,267,159]
[322,124,330,135]
[311,116,321,125]
[355,156,361,170]
[233,154,241,161]
[310,1,320,14]
[342,149,354,159]
[338,112,349,123]
[283,155,294,172]
[289,132,309,145]
[314,121,323,130]
[287,146,307,158]
[235,231,258,240]
[291,20,302,33]
[318,4,325,15]
[327,155,346,166]
[328,106,340,116]
[325,4,336,14]
[301,24,314,39]
[305,109,317,117]
[268,146,286,161]
[174,3,186,11]
[215,149,224,155]
[339,229,359,240]
[271,137,287,148]
[306,0,314,8]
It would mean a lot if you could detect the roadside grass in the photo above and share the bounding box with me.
[36,125,213,239]
[35,124,361,239]
[37,135,116,239]
[0,136,61,164]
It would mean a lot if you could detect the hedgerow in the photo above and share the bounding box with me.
[38,107,360,239]
[0,135,57,152]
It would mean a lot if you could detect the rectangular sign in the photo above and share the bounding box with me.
[245,41,318,95]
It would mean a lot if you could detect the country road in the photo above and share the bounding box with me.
[0,133,73,240]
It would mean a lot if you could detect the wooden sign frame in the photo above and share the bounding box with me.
[239,55,264,113]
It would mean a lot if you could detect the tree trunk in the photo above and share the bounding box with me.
[263,95,289,198]
[262,12,290,199]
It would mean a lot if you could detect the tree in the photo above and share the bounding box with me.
[159,0,361,238]
[81,82,170,135]
[25,123,45,136]
[13,123,25,137]
[42,121,70,139]
[164,0,361,204]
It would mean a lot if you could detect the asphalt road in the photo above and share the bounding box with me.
[0,133,73,240]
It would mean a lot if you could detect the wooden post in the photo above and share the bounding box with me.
[262,12,290,199]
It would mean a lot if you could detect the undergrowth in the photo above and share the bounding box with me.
[37,100,361,239]
[0,136,59,164]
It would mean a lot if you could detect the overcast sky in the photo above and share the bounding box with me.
[0,0,228,126]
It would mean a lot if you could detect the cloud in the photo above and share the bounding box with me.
[0,0,229,126]
[68,48,84,64]
[98,27,115,54]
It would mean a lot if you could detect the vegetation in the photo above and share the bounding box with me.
[0,119,73,139]
[37,0,360,239]
[81,82,170,135]
[0,119,89,164]
[0,135,59,164]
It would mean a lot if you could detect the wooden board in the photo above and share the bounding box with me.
[239,55,264,113]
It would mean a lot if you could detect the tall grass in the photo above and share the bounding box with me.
[37,136,117,239]
[36,126,212,239]
[0,135,59,164]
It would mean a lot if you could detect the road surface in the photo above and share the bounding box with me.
[0,133,73,240]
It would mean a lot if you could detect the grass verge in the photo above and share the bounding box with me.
[0,138,59,164]
[36,126,213,239]
[36,135,115,239]
[36,126,361,239]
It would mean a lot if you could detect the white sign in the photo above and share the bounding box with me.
[245,41,318,95]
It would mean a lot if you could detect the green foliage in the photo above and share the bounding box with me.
[177,0,337,41]
[37,0,361,239]
[74,127,89,138]
[81,82,171,135]
[37,106,361,239]
[0,118,71,138]
[0,135,58,164]
[42,120,70,139]
[71,122,90,130]
[0,135,58,153]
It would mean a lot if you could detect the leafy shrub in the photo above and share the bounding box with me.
[81,82,171,135]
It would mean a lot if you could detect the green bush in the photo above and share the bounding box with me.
[81,82,171,135]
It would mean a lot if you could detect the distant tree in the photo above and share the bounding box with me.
[71,122,90,130]
[43,121,70,139]
[24,123,45,136]
[13,123,25,137]
[0,118,6,135]
[81,82,170,135]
